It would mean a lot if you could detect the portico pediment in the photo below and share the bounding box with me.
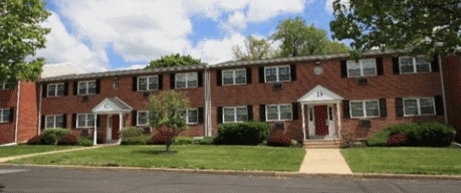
[92,97,133,114]
[297,85,343,105]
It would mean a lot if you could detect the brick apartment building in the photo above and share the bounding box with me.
[1,50,460,144]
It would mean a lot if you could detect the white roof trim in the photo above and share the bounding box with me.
[92,97,133,114]
[297,85,344,104]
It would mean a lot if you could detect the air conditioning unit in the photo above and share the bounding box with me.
[272,82,282,90]
[358,77,368,85]
[359,119,371,127]
[143,91,151,97]
[82,96,90,102]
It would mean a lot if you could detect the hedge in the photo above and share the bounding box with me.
[121,127,144,138]
[267,134,291,147]
[214,122,270,145]
[121,135,150,145]
[57,134,78,145]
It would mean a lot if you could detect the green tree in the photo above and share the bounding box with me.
[271,16,348,57]
[145,53,201,69]
[148,90,190,152]
[232,36,275,60]
[330,0,461,58]
[0,0,51,85]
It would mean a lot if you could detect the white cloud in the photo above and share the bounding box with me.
[192,33,247,64]
[114,64,148,71]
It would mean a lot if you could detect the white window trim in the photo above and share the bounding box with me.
[346,58,377,77]
[403,97,436,117]
[399,55,431,74]
[137,110,150,126]
[180,108,199,125]
[137,75,159,91]
[175,72,198,89]
[76,113,95,128]
[265,104,293,122]
[264,65,291,83]
[45,114,64,129]
[349,100,380,118]
[0,108,11,123]
[222,106,248,123]
[222,69,247,86]
[47,83,65,97]
[77,80,97,95]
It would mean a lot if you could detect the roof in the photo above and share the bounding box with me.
[38,63,207,83]
[298,85,344,104]
[92,97,133,114]
[41,62,86,78]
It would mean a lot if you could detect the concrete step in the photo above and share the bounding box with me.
[303,139,342,148]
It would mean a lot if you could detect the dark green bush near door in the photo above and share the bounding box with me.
[214,122,270,145]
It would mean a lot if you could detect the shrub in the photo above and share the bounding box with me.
[121,135,150,145]
[387,133,408,146]
[27,134,43,145]
[412,121,455,147]
[200,136,215,145]
[214,122,270,145]
[121,127,144,138]
[43,128,72,138]
[150,132,174,144]
[57,134,78,145]
[174,136,194,145]
[96,132,106,144]
[77,137,93,146]
[366,129,391,146]
[267,134,291,147]
[291,139,298,146]
[41,133,57,145]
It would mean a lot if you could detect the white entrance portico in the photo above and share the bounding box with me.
[298,85,344,141]
[91,97,133,145]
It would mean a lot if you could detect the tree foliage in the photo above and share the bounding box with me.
[147,90,190,151]
[330,0,461,58]
[0,0,51,85]
[271,16,348,57]
[145,53,201,69]
[232,36,275,60]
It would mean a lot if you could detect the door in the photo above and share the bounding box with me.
[111,115,120,140]
[314,105,329,136]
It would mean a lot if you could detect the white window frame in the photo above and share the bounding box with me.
[137,111,150,126]
[175,72,198,89]
[222,106,248,123]
[179,108,199,125]
[45,114,64,128]
[264,65,291,83]
[47,83,65,97]
[399,55,431,74]
[1,82,10,90]
[265,104,292,121]
[0,108,11,123]
[77,80,97,95]
[76,113,95,128]
[222,69,247,86]
[137,76,159,91]
[403,97,436,116]
[346,59,377,77]
[349,100,380,118]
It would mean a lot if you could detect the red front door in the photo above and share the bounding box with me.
[314,105,329,136]
[111,115,120,140]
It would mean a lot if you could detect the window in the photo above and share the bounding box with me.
[347,59,377,77]
[137,111,149,126]
[45,115,64,128]
[138,76,159,91]
[1,81,10,90]
[47,83,65,97]
[223,106,248,123]
[0,108,11,123]
[265,66,290,82]
[266,104,292,121]
[78,80,96,95]
[76,113,95,128]
[178,109,198,124]
[176,73,197,89]
[403,97,435,116]
[399,56,430,73]
[349,100,380,118]
[222,69,246,85]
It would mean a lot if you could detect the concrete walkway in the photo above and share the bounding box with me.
[299,148,352,174]
[0,144,114,163]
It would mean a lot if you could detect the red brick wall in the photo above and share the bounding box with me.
[17,81,39,142]
[441,55,461,142]
[40,70,206,138]
[0,86,17,144]
[210,54,445,141]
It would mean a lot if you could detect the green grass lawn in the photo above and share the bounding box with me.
[7,145,305,172]
[0,145,77,158]
[341,147,461,175]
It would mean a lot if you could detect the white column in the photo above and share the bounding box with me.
[93,113,97,145]
[119,112,123,141]
[301,103,306,141]
[336,102,342,139]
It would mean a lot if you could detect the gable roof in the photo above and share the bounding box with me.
[92,97,133,114]
[298,85,343,104]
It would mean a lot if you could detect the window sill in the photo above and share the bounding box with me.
[222,83,247,86]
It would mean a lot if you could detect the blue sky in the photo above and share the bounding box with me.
[38,0,339,72]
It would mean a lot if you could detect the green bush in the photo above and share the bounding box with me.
[77,137,93,146]
[199,137,215,145]
[41,133,57,145]
[57,134,78,145]
[214,122,270,145]
[174,136,194,145]
[121,127,144,138]
[121,135,150,145]
[40,128,72,145]
[367,129,391,146]
[27,134,43,145]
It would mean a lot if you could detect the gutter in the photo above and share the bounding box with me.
[438,55,448,124]
[14,81,21,143]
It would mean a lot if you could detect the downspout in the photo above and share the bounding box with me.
[14,81,21,144]
[38,83,43,135]
[204,67,212,137]
[438,55,448,124]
